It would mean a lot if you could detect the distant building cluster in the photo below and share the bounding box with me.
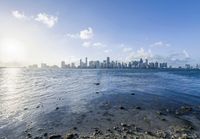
[61,57,168,69]
[28,57,200,70]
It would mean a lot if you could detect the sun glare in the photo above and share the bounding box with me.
[0,38,27,63]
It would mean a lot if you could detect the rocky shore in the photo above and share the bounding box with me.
[22,103,200,139]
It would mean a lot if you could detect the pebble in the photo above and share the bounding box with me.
[56,107,59,110]
[24,108,28,110]
[131,93,135,95]
[95,83,100,85]
[36,105,40,108]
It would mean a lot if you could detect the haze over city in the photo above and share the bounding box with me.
[1,0,200,67]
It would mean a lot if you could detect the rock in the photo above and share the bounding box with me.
[180,106,192,112]
[34,137,42,139]
[27,133,32,138]
[65,133,78,139]
[44,132,48,137]
[24,108,28,110]
[156,111,163,115]
[94,83,100,85]
[120,106,125,110]
[120,123,127,127]
[156,130,167,138]
[56,107,59,110]
[131,93,135,95]
[135,106,141,110]
[36,105,40,108]
[49,134,62,139]
[96,92,99,94]
[181,133,189,139]
[73,127,77,130]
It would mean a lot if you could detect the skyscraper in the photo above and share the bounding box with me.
[61,61,66,68]
[107,57,110,68]
[85,57,88,68]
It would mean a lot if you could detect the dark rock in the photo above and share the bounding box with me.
[120,123,127,127]
[56,107,59,110]
[73,127,77,130]
[49,134,62,139]
[65,133,78,139]
[24,108,28,110]
[135,106,141,110]
[120,106,125,110]
[180,106,192,112]
[131,93,135,95]
[94,83,100,85]
[34,137,42,139]
[36,105,40,108]
[96,92,99,94]
[156,111,164,115]
[44,132,48,137]
[27,133,32,138]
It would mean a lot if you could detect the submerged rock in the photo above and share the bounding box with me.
[27,133,32,138]
[44,132,48,137]
[49,134,62,139]
[135,106,141,110]
[24,107,28,110]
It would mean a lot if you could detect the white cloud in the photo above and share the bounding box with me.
[12,10,26,19]
[126,48,153,61]
[123,47,132,52]
[35,13,58,28]
[80,27,94,40]
[150,41,170,48]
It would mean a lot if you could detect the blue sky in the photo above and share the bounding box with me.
[0,0,200,67]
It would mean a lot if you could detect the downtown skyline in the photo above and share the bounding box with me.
[1,0,200,67]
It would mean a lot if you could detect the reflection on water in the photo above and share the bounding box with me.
[0,68,200,138]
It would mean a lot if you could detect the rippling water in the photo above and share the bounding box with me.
[0,68,200,138]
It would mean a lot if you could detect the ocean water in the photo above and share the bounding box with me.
[0,68,200,138]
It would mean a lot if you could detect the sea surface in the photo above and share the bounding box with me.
[0,68,200,138]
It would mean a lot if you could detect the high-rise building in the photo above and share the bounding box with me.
[107,57,110,68]
[80,59,82,68]
[85,57,88,67]
[61,61,66,68]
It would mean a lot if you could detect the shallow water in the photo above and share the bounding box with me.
[0,68,200,138]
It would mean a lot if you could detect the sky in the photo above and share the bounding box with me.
[0,0,200,67]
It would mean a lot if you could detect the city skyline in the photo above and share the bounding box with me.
[1,0,200,67]
[26,57,200,69]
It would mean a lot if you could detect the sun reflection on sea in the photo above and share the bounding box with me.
[0,68,24,120]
